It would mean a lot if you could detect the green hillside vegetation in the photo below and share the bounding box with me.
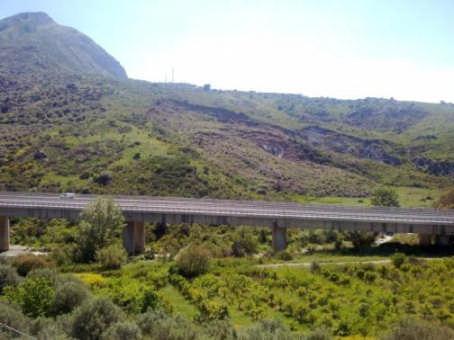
[0,11,454,339]
[1,12,454,201]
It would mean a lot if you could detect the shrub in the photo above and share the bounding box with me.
[175,244,210,278]
[101,321,142,340]
[347,231,377,249]
[76,198,125,263]
[204,320,237,340]
[71,298,124,340]
[391,253,407,269]
[96,244,127,270]
[198,299,229,321]
[0,303,30,338]
[138,309,198,340]
[51,244,76,266]
[371,187,400,207]
[32,317,71,340]
[231,237,257,257]
[5,275,56,317]
[142,289,159,312]
[53,279,90,315]
[310,261,321,273]
[94,171,112,186]
[12,254,54,276]
[239,319,294,340]
[275,251,293,261]
[383,318,454,340]
[305,328,332,340]
[0,264,21,293]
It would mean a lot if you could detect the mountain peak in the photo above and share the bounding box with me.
[0,12,127,80]
[1,11,55,27]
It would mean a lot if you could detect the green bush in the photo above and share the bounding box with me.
[71,298,124,340]
[32,316,71,340]
[51,244,76,266]
[371,187,400,207]
[137,309,198,340]
[0,264,21,293]
[101,321,142,340]
[239,319,294,340]
[275,250,293,261]
[198,299,229,321]
[310,261,321,273]
[96,244,127,270]
[142,289,159,312]
[383,318,454,340]
[347,231,377,249]
[231,238,257,257]
[12,254,54,276]
[175,244,210,278]
[53,279,90,315]
[203,320,237,340]
[5,275,56,317]
[391,253,407,269]
[0,303,30,339]
[305,328,332,340]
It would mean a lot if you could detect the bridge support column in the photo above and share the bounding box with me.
[123,221,145,255]
[435,235,450,246]
[272,225,287,252]
[419,234,432,246]
[0,216,9,252]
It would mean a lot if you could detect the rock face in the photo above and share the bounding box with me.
[299,126,402,165]
[0,12,127,79]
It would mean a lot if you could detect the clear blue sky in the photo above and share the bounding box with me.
[1,0,454,102]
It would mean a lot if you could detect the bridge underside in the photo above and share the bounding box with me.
[0,208,452,254]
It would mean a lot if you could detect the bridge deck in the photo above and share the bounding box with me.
[0,192,453,227]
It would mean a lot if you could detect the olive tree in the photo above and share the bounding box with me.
[76,198,125,262]
[371,187,400,207]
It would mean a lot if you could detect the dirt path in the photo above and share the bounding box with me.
[257,257,441,269]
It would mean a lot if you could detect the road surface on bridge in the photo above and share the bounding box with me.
[0,192,453,226]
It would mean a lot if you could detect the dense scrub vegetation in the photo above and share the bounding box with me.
[1,199,453,339]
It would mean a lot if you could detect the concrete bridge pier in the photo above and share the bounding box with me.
[272,224,287,252]
[0,216,9,252]
[123,221,145,255]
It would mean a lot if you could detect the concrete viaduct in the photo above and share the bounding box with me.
[0,192,453,254]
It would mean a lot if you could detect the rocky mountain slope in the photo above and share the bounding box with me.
[0,12,453,203]
[0,12,127,79]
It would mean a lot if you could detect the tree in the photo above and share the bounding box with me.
[71,298,124,340]
[53,279,90,315]
[371,187,400,207]
[347,230,377,249]
[76,198,125,262]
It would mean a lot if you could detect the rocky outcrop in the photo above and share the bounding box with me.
[299,126,402,165]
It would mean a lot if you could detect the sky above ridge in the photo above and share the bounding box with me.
[1,0,454,103]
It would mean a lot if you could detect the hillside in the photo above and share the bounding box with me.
[0,12,453,205]
[0,12,127,79]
